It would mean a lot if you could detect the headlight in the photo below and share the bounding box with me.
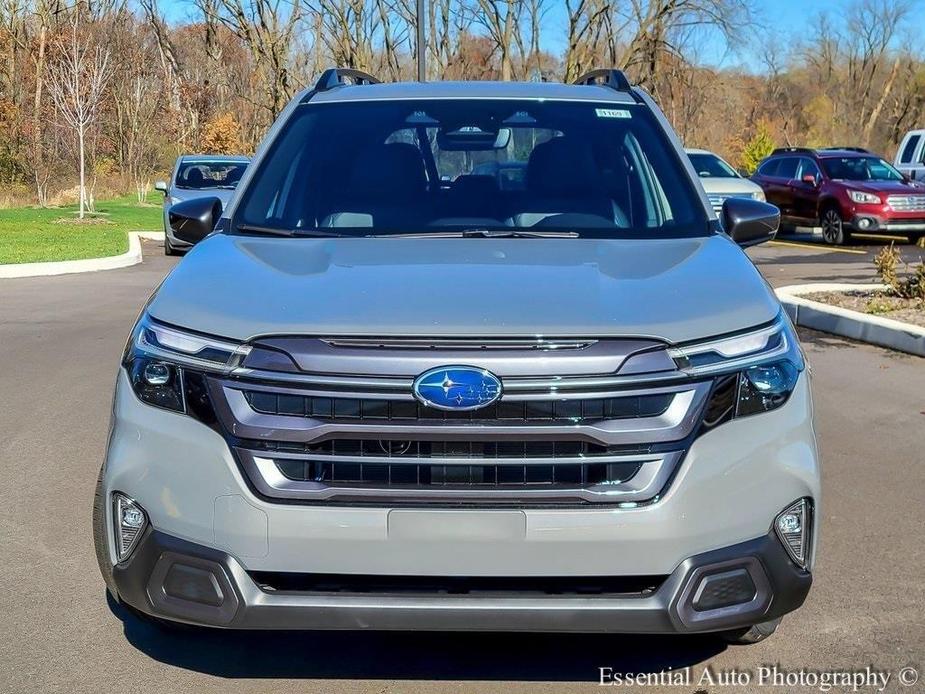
[751,190,766,202]
[670,313,805,423]
[122,313,249,413]
[848,190,881,204]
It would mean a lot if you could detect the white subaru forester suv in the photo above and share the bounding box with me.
[94,68,818,644]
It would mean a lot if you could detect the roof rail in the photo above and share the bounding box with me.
[771,147,816,155]
[572,69,633,92]
[313,68,381,92]
[818,146,871,153]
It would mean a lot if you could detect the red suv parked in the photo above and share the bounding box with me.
[751,147,925,245]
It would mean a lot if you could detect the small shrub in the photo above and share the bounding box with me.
[873,244,925,300]
[737,120,776,175]
[865,297,892,315]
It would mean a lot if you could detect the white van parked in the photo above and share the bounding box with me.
[895,129,925,180]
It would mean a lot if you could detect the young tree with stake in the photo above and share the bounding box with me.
[47,7,111,219]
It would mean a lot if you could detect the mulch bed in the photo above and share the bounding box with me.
[805,290,925,329]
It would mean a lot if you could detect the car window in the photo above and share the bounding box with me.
[799,158,821,181]
[899,135,921,164]
[235,99,709,239]
[775,158,799,179]
[821,156,904,181]
[175,161,248,190]
[756,159,779,177]
[688,153,739,178]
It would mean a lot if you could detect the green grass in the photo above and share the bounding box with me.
[0,195,162,264]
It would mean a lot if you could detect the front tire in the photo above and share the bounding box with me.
[820,207,850,246]
[164,235,181,256]
[721,617,782,645]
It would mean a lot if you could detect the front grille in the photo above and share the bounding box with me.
[707,192,755,212]
[249,438,638,458]
[707,193,727,211]
[273,458,643,489]
[207,337,712,506]
[249,571,667,597]
[242,390,673,424]
[887,194,925,212]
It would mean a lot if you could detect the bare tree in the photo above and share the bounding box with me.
[203,0,303,119]
[47,6,111,218]
[468,0,524,80]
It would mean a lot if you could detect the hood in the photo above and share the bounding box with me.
[697,176,763,196]
[840,179,925,194]
[147,234,780,344]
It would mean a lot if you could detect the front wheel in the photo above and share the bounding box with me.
[820,208,850,246]
[721,617,782,645]
[164,235,181,256]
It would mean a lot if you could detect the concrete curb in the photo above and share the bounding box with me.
[0,231,165,279]
[777,283,925,357]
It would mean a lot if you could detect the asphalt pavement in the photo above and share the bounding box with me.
[0,238,922,694]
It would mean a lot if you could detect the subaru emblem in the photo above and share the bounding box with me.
[412,366,502,411]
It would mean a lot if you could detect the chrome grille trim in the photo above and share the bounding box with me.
[887,194,925,212]
[212,380,709,447]
[707,193,727,212]
[225,367,688,395]
[321,337,597,350]
[238,448,681,504]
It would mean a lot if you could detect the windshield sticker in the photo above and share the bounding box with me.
[595,108,631,119]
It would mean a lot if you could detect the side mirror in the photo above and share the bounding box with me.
[722,197,780,248]
[154,180,168,194]
[168,196,222,245]
[801,174,818,186]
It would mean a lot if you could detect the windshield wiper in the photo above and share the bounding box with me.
[460,229,579,238]
[367,229,580,239]
[235,224,345,238]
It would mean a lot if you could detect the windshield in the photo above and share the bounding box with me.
[176,160,248,190]
[234,99,708,239]
[688,152,739,178]
[821,156,904,182]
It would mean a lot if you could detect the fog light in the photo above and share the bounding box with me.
[113,493,147,562]
[858,218,872,229]
[143,362,171,386]
[777,513,801,534]
[775,498,812,569]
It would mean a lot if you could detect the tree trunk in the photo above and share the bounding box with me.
[78,125,86,219]
[32,19,48,207]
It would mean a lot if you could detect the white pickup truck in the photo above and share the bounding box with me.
[895,129,925,180]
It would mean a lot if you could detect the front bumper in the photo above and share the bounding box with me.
[99,366,820,631]
[847,214,925,234]
[112,527,811,632]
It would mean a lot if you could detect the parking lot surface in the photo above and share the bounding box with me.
[1,239,922,693]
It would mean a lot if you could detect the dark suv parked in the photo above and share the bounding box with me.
[751,147,925,245]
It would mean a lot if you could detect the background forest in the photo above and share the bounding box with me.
[1,0,923,207]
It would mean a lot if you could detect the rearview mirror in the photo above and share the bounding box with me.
[437,127,511,151]
[168,196,222,245]
[722,197,779,248]
[154,180,168,193]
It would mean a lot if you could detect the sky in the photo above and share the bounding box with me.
[153,0,904,74]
